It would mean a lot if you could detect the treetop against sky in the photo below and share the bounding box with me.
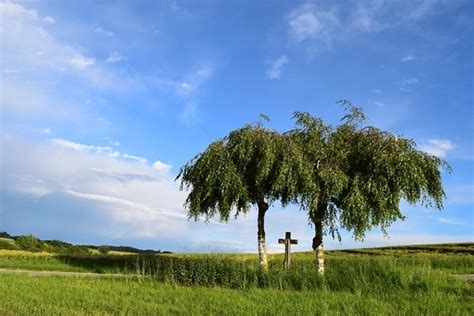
[1,0,472,252]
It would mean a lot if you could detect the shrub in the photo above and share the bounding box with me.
[98,246,110,254]
[16,235,45,252]
[0,240,18,250]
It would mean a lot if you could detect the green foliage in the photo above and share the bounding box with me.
[0,232,13,239]
[16,235,45,252]
[0,240,18,250]
[177,122,311,221]
[98,246,110,254]
[43,240,91,254]
[290,101,451,241]
[178,102,450,258]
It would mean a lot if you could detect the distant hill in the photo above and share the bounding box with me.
[0,232,170,254]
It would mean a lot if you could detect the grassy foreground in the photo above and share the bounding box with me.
[0,244,472,315]
[0,273,470,315]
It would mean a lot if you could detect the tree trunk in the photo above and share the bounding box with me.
[312,209,325,275]
[257,200,269,269]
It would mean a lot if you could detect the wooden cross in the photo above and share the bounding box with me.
[278,232,298,271]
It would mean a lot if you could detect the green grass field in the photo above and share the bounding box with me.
[0,243,472,315]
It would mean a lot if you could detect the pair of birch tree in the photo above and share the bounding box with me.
[177,102,449,273]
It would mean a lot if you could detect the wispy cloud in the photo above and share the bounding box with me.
[438,217,471,227]
[419,139,454,158]
[286,1,447,51]
[177,65,214,95]
[107,51,126,63]
[105,137,120,147]
[153,161,173,172]
[2,136,186,240]
[287,3,339,45]
[266,55,289,80]
[350,0,443,32]
[369,100,384,107]
[0,2,132,93]
[94,27,114,36]
[43,16,55,24]
[51,138,149,165]
[69,54,95,70]
[38,128,52,135]
[400,77,420,91]
[401,55,415,62]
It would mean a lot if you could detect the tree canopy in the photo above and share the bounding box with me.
[177,121,311,267]
[177,101,450,273]
[177,123,312,220]
[288,101,450,273]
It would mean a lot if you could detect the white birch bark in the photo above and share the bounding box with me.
[316,243,324,275]
[257,200,268,269]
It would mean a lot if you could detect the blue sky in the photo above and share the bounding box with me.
[1,0,473,252]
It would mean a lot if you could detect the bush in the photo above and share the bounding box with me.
[0,240,18,250]
[0,232,13,239]
[16,235,45,252]
[98,246,110,254]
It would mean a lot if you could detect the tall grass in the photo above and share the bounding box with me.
[0,246,472,314]
[1,273,470,315]
[1,249,472,292]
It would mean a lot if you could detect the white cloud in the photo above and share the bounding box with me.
[401,55,415,62]
[370,100,384,107]
[0,2,131,92]
[107,52,126,63]
[289,10,320,41]
[351,0,443,32]
[94,27,114,36]
[1,136,187,240]
[287,3,339,44]
[121,154,148,165]
[419,139,454,158]
[105,137,120,146]
[177,65,214,95]
[351,0,385,32]
[43,16,55,24]
[286,1,447,51]
[400,77,420,92]
[438,217,470,227]
[266,55,289,80]
[69,54,95,70]
[370,89,382,94]
[38,128,52,135]
[153,161,172,172]
[51,138,148,165]
[1,136,471,251]
[403,78,419,85]
[149,64,214,96]
[64,189,185,221]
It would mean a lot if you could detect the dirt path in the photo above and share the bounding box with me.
[0,268,141,278]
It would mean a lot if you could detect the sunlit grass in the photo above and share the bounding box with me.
[0,243,472,314]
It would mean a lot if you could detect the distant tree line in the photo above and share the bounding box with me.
[0,232,169,254]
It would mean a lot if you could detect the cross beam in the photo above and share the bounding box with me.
[278,232,298,271]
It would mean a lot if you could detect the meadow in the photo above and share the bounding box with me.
[0,243,472,315]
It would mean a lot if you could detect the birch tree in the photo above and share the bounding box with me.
[290,101,450,274]
[177,120,311,269]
